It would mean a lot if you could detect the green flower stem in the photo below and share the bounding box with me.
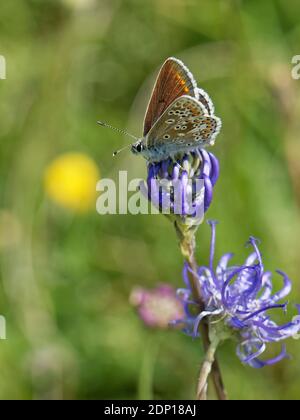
[176,224,227,401]
[197,337,219,400]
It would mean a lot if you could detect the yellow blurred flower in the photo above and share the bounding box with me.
[44,153,100,213]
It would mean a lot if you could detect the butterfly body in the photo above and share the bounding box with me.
[133,142,202,162]
[131,57,221,164]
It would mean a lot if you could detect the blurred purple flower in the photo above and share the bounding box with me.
[177,221,300,368]
[140,150,219,230]
[130,284,184,329]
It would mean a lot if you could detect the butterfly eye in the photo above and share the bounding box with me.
[163,134,170,139]
[132,142,143,154]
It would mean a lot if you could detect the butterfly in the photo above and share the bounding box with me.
[99,57,221,163]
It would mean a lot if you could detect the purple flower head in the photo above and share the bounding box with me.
[140,150,219,233]
[178,221,300,368]
[130,284,184,330]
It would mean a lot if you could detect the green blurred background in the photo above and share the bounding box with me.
[0,0,300,400]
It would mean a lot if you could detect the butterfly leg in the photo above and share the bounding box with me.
[171,155,184,171]
[196,148,202,159]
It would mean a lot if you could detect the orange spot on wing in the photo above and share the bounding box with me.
[184,87,189,93]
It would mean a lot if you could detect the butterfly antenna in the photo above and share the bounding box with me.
[97,121,139,157]
[112,144,132,157]
[97,121,138,141]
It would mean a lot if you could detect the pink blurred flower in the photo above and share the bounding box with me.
[130,284,184,329]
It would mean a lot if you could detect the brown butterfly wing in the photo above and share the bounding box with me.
[197,88,215,115]
[147,96,221,148]
[143,57,198,136]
